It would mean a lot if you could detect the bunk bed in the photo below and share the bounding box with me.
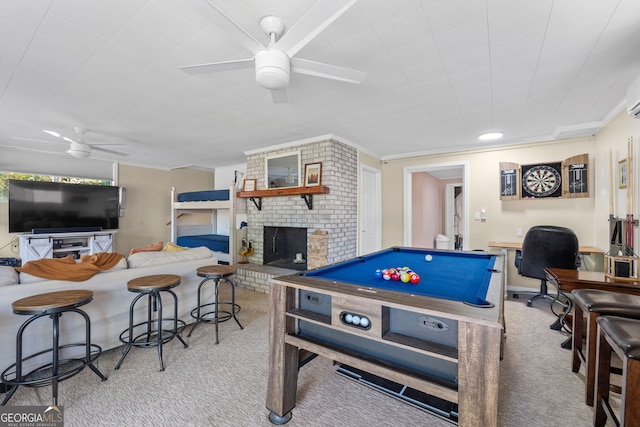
[170,186,246,265]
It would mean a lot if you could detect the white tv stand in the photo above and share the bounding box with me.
[19,230,117,264]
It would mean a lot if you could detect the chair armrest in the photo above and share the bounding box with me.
[514,249,522,269]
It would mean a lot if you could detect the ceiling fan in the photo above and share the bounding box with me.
[8,127,129,159]
[179,0,367,103]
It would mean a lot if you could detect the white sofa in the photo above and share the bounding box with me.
[0,247,219,373]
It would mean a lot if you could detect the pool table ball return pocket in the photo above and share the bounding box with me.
[266,247,505,426]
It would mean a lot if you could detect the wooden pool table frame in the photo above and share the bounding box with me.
[266,249,505,426]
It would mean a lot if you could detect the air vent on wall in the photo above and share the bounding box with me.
[626,75,640,118]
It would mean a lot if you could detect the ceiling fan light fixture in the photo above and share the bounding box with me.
[478,132,504,141]
[255,49,290,90]
[68,141,91,158]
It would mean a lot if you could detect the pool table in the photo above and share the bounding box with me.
[266,247,505,426]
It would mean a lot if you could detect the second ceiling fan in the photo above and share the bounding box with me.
[180,0,367,103]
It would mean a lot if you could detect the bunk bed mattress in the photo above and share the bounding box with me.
[177,190,229,202]
[177,234,229,253]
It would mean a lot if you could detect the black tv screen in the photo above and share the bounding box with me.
[8,180,120,233]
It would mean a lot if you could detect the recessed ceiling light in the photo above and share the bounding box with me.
[478,132,504,141]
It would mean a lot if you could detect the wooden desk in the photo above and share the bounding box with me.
[488,242,604,291]
[488,241,603,254]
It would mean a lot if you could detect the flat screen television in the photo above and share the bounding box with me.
[8,180,120,233]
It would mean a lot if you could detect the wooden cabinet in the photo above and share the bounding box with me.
[19,231,117,263]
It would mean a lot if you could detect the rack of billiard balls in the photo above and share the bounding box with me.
[375,267,420,284]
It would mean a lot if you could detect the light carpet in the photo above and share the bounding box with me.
[1,287,619,426]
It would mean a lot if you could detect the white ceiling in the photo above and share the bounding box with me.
[1,0,640,171]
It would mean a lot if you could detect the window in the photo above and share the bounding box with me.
[0,172,112,200]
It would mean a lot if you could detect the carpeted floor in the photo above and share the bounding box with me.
[1,287,619,426]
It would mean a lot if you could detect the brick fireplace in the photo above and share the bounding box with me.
[243,138,358,276]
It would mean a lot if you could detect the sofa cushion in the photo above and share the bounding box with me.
[129,241,163,255]
[0,266,19,286]
[127,246,214,268]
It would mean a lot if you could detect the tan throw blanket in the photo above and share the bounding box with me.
[17,252,125,282]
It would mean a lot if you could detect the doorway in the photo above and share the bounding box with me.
[359,164,382,255]
[403,162,468,249]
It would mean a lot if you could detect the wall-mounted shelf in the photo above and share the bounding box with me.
[237,186,330,210]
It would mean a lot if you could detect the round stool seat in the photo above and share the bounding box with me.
[189,265,242,344]
[573,289,640,316]
[12,290,93,315]
[115,274,187,372]
[196,265,237,279]
[127,274,181,292]
[1,289,106,406]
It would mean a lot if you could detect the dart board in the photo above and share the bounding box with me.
[521,162,562,198]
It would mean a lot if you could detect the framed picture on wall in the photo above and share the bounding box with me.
[242,178,256,192]
[618,158,628,189]
[304,162,322,187]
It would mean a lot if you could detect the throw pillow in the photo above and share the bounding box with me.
[129,241,163,256]
[162,242,187,252]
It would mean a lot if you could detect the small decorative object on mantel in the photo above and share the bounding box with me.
[499,154,589,200]
[242,179,256,192]
[304,162,322,187]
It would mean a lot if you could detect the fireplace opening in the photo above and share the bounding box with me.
[263,226,307,271]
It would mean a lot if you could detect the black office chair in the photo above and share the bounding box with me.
[514,226,579,326]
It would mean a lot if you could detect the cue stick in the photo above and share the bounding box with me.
[609,149,614,218]
[627,137,634,255]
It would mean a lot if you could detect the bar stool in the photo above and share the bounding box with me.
[594,316,640,427]
[1,290,107,406]
[114,274,188,372]
[571,289,640,406]
[188,265,243,344]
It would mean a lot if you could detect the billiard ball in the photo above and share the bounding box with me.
[383,273,391,280]
[410,274,420,284]
[344,313,353,323]
[360,317,370,327]
[400,272,410,283]
[390,272,400,281]
[375,269,383,279]
[425,254,433,262]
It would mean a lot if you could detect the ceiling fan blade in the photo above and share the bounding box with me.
[271,88,288,104]
[276,0,359,57]
[0,144,65,156]
[92,146,129,156]
[291,58,366,84]
[10,136,66,144]
[180,58,254,75]
[89,142,128,147]
[202,0,264,55]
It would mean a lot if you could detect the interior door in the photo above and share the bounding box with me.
[360,165,381,255]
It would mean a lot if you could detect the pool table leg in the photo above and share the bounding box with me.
[458,321,501,426]
[266,282,298,424]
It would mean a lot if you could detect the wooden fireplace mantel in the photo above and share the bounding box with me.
[237,186,329,210]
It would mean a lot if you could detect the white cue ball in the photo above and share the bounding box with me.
[425,254,433,262]
[360,317,370,327]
